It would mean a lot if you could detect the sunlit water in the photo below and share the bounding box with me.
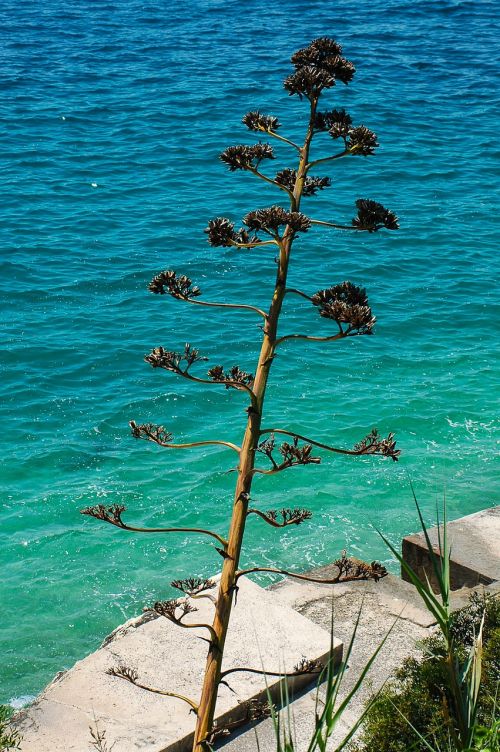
[1,0,499,705]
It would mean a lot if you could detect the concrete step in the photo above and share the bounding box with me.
[14,576,340,752]
[402,505,500,591]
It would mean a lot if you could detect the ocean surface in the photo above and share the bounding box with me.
[1,0,499,706]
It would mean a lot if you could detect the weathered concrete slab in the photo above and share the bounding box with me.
[217,571,434,751]
[15,576,341,752]
[402,506,500,591]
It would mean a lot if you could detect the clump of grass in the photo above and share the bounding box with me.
[0,706,21,752]
[350,591,499,752]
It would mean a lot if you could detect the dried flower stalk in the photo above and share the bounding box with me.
[83,37,400,751]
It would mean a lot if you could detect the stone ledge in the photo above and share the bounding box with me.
[401,506,500,591]
[14,576,341,752]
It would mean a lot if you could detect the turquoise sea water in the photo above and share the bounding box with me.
[1,0,499,706]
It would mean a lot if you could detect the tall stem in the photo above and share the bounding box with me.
[192,97,318,751]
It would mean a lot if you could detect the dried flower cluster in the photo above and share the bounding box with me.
[293,657,322,674]
[315,109,378,156]
[207,365,254,389]
[257,434,321,471]
[275,168,331,196]
[346,126,379,156]
[285,38,355,98]
[243,205,311,235]
[258,508,313,526]
[220,143,274,172]
[80,503,126,527]
[146,599,197,624]
[312,281,375,335]
[314,107,352,135]
[352,198,399,232]
[353,428,400,461]
[171,578,217,596]
[204,217,258,247]
[242,111,281,133]
[129,420,173,444]
[145,343,207,374]
[148,270,201,299]
[106,665,139,684]
[333,551,388,582]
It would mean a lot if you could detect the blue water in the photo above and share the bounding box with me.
[1,0,499,706]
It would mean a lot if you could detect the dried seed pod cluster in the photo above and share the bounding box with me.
[129,421,173,445]
[354,428,401,461]
[220,143,275,171]
[242,111,281,133]
[312,281,375,334]
[80,503,126,527]
[171,578,217,596]
[145,344,207,374]
[275,168,331,196]
[285,37,355,98]
[352,198,399,232]
[207,365,254,389]
[204,217,258,247]
[243,205,311,234]
[146,599,197,624]
[148,270,201,299]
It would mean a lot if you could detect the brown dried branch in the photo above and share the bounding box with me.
[129,420,240,454]
[220,657,322,680]
[80,504,228,546]
[144,346,257,402]
[106,665,198,712]
[145,599,218,643]
[148,269,266,318]
[258,428,400,462]
[236,554,388,584]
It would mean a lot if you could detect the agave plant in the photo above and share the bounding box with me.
[82,37,400,751]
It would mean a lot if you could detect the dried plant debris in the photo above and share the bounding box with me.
[354,428,400,461]
[145,343,207,374]
[207,364,254,389]
[242,111,281,133]
[148,270,201,299]
[220,143,275,171]
[312,281,375,334]
[171,577,217,596]
[352,198,399,232]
